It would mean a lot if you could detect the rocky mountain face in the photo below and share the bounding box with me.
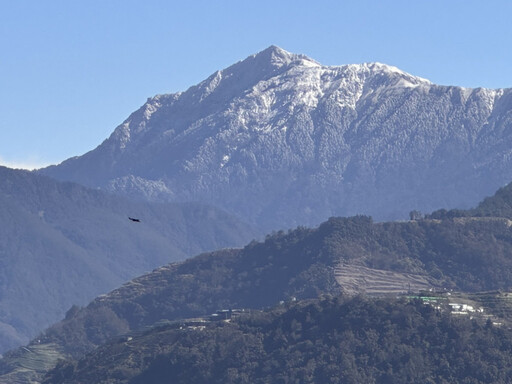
[0,166,256,354]
[41,46,512,230]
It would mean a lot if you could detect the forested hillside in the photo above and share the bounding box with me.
[43,295,512,384]
[4,181,512,383]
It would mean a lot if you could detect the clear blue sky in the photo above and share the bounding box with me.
[1,0,511,169]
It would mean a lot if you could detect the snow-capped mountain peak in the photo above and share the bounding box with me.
[41,47,512,231]
[251,45,321,68]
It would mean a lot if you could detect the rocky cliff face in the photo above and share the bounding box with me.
[41,46,512,230]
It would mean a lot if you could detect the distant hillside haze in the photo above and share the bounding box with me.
[41,46,512,230]
[0,166,256,354]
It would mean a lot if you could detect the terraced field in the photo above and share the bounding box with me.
[334,263,435,296]
[0,343,62,384]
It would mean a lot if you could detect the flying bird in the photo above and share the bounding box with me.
[128,217,141,223]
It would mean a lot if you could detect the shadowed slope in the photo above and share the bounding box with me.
[0,166,257,354]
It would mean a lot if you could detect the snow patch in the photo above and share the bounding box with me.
[116,123,131,150]
[200,71,223,101]
[220,154,230,168]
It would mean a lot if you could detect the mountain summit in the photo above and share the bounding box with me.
[41,46,512,229]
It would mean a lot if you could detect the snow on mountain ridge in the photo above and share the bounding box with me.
[110,47,433,153]
[41,46,512,230]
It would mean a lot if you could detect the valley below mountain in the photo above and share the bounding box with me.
[3,181,512,383]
